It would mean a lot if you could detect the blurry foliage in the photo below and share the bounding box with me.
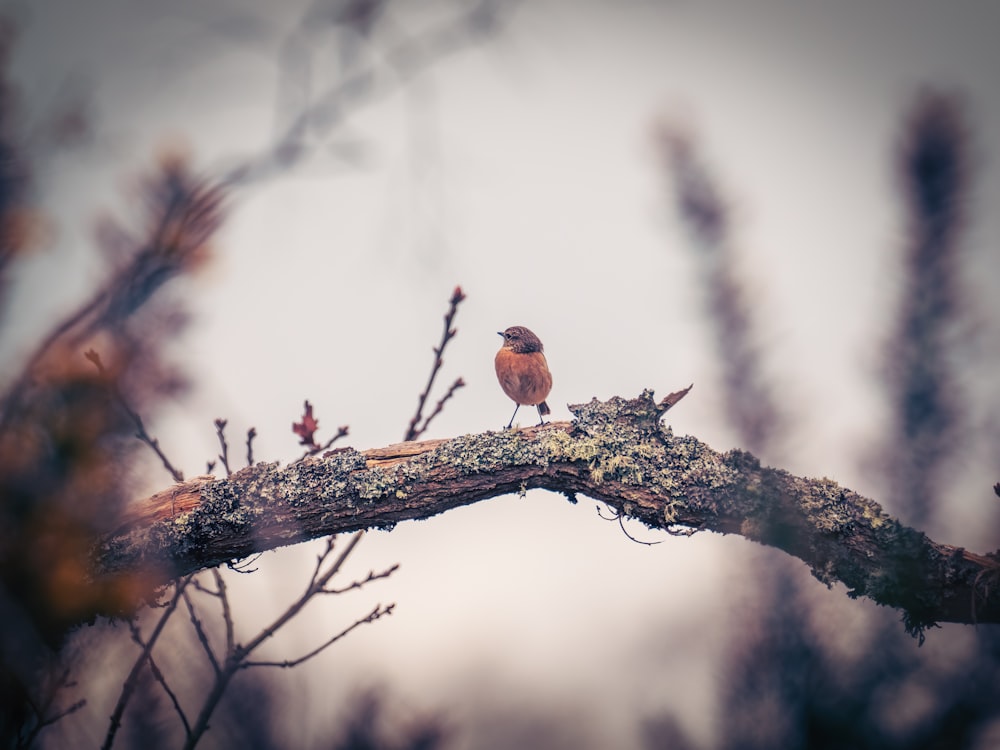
[0,16,90,317]
[3,1,996,747]
[0,153,224,639]
[883,91,972,529]
[0,155,223,745]
[658,90,1000,749]
[2,1,500,745]
[656,124,782,456]
[0,17,33,313]
[0,20,225,738]
[329,688,447,750]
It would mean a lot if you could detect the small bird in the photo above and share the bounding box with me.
[495,325,553,429]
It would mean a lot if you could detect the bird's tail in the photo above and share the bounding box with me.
[537,401,551,417]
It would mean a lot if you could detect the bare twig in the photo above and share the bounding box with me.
[246,427,257,467]
[181,531,377,750]
[26,698,87,748]
[102,576,191,750]
[293,400,350,459]
[223,2,517,186]
[242,533,367,656]
[312,537,336,580]
[297,425,350,461]
[657,126,781,455]
[182,587,220,676]
[211,569,235,655]
[415,377,465,438]
[311,425,350,456]
[214,419,231,477]
[227,553,262,574]
[882,91,971,526]
[324,564,400,595]
[128,621,191,738]
[17,670,86,750]
[0,291,107,432]
[85,349,184,482]
[404,285,466,441]
[243,603,394,669]
[596,504,663,546]
[1,162,224,436]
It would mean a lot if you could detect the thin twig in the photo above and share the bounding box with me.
[211,569,235,655]
[242,603,394,669]
[246,427,257,467]
[182,532,369,750]
[311,537,336,584]
[297,424,350,462]
[222,2,517,186]
[618,513,663,546]
[404,286,466,441]
[18,670,86,749]
[21,698,86,749]
[412,377,465,439]
[182,587,220,676]
[0,290,108,433]
[85,349,184,482]
[3,163,223,436]
[595,504,663,546]
[240,532,367,657]
[323,564,400,595]
[595,505,617,521]
[227,553,262,574]
[128,621,191,738]
[316,425,350,453]
[214,418,231,477]
[190,578,220,598]
[102,576,191,750]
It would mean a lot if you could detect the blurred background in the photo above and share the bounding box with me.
[2,0,999,747]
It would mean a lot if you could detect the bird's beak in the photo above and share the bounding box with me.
[496,331,504,337]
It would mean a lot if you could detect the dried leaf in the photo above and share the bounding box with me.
[293,400,320,446]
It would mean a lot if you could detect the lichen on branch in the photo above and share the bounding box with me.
[95,390,1000,634]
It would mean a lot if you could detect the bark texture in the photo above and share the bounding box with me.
[95,391,1000,633]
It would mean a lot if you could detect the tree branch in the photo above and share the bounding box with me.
[241,603,394,669]
[404,285,466,441]
[127,620,191,738]
[85,348,185,483]
[179,531,376,749]
[101,576,191,750]
[94,390,1000,634]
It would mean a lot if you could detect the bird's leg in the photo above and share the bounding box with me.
[506,404,520,429]
[536,405,548,427]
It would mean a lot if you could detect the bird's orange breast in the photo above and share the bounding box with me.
[495,349,552,406]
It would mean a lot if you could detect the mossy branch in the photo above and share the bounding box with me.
[95,391,1000,634]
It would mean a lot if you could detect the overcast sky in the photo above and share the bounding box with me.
[8,1,1000,747]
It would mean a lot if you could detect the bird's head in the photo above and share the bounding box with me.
[498,326,543,354]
